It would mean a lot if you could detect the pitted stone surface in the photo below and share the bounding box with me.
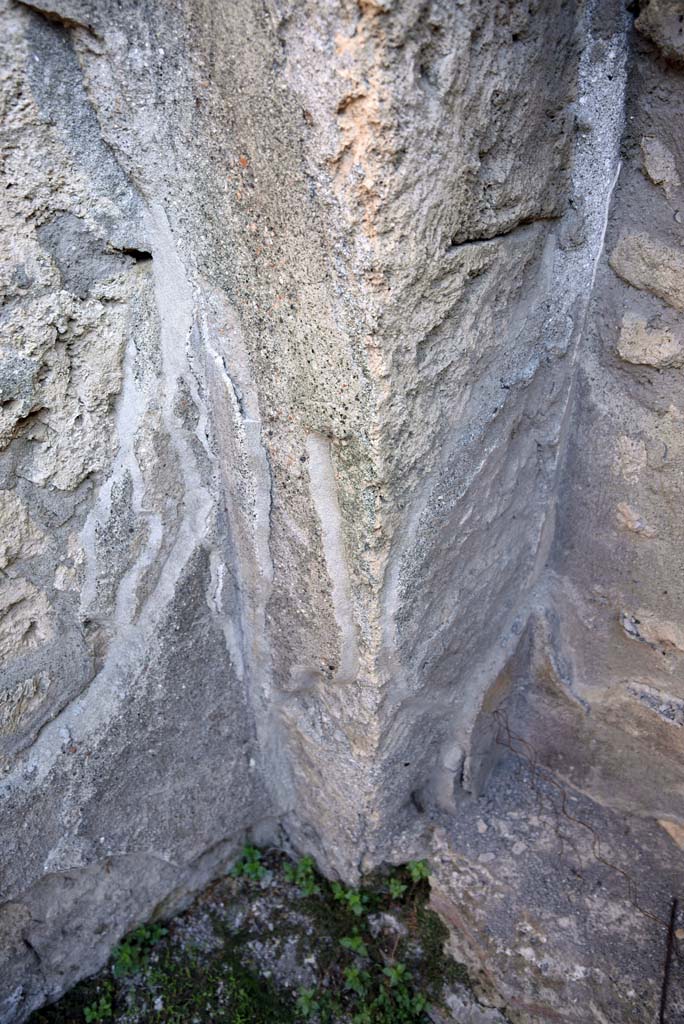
[0,1,683,1022]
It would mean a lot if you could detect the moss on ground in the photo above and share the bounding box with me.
[28,851,473,1024]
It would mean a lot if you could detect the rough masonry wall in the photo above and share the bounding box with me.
[1,1,683,1022]
[428,6,684,1023]
[540,0,684,835]
[0,3,284,1016]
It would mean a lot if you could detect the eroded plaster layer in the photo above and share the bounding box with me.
[1,1,683,1021]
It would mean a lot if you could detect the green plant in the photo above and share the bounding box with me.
[376,963,427,1022]
[112,923,168,977]
[331,882,369,918]
[331,880,345,901]
[283,855,321,897]
[30,854,459,1024]
[231,845,268,882]
[388,876,408,900]
[140,923,168,945]
[83,992,112,1023]
[407,860,430,884]
[351,1011,374,1024]
[342,960,428,1023]
[340,933,369,957]
[411,993,429,1015]
[112,940,140,978]
[295,987,320,1019]
[384,962,410,987]
[343,966,371,998]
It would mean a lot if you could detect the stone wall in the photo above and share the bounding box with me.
[0,1,682,1021]
[428,4,684,1022]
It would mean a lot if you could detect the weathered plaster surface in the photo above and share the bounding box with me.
[1,0,683,1021]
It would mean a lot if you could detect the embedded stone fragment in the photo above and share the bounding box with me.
[615,312,683,367]
[628,681,684,725]
[0,578,52,662]
[0,491,46,569]
[615,502,656,537]
[659,819,684,848]
[53,533,84,592]
[0,674,49,736]
[0,349,39,426]
[36,213,139,300]
[0,287,131,488]
[641,136,680,196]
[609,233,684,310]
[614,435,647,482]
[621,609,684,653]
[637,0,684,66]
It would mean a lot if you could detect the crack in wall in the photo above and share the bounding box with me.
[446,214,560,252]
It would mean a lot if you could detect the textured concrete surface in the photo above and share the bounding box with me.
[0,0,683,1021]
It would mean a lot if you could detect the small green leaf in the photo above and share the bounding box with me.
[340,934,369,956]
[389,876,408,900]
[295,987,320,1018]
[343,965,370,997]
[407,859,430,883]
